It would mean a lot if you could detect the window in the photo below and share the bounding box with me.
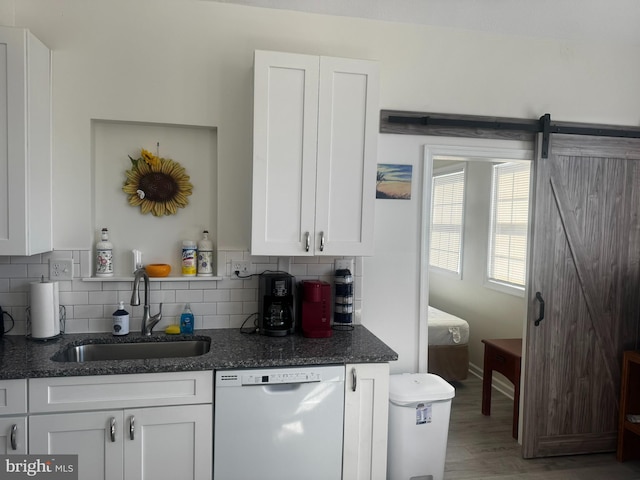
[430,167,466,275]
[487,162,530,289]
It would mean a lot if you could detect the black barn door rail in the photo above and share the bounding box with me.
[383,111,640,158]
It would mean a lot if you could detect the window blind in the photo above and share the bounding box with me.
[430,169,465,274]
[488,162,530,287]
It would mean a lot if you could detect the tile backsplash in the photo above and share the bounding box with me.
[0,250,361,335]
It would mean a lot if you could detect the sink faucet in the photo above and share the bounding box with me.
[131,268,163,335]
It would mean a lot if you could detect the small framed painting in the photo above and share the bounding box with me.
[376,164,413,200]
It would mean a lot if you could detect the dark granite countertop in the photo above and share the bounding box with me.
[0,326,398,380]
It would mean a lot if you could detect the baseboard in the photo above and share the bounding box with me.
[468,362,515,400]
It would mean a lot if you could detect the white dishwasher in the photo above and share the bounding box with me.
[213,365,345,480]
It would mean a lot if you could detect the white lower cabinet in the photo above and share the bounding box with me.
[28,372,213,480]
[0,416,27,454]
[0,379,28,454]
[29,404,212,480]
[342,363,390,480]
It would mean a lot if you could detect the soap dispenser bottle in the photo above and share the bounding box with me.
[180,303,194,335]
[112,301,129,336]
[96,228,114,277]
[197,230,214,277]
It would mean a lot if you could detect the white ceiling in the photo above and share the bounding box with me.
[212,0,640,45]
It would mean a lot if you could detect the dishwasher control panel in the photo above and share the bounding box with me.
[215,366,346,388]
[241,371,321,385]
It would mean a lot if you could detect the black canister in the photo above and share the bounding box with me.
[334,269,354,330]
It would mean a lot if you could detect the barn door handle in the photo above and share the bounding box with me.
[534,292,545,326]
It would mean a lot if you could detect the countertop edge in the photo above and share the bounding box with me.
[0,326,398,380]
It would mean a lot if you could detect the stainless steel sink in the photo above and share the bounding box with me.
[52,338,211,363]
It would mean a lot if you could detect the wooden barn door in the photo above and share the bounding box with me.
[522,134,640,458]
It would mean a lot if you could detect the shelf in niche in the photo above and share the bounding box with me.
[82,276,223,282]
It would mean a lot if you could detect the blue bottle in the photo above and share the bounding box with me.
[180,303,194,335]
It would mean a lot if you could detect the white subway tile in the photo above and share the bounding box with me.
[176,289,203,303]
[161,281,190,290]
[216,279,245,290]
[192,303,217,315]
[64,318,89,333]
[88,318,112,333]
[13,254,44,264]
[0,264,28,278]
[289,264,308,276]
[190,280,218,289]
[102,281,133,291]
[0,292,27,307]
[243,301,258,314]
[89,290,119,306]
[59,291,89,306]
[203,289,230,302]
[27,264,49,279]
[202,315,230,329]
[230,289,256,302]
[75,304,105,319]
[217,302,242,315]
[70,279,102,292]
[230,314,253,329]
[0,279,9,293]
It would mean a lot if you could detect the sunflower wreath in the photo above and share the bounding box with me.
[123,148,193,216]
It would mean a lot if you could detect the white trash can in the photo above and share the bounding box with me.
[387,373,455,480]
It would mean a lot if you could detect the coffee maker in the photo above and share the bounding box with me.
[258,273,295,336]
[301,280,332,338]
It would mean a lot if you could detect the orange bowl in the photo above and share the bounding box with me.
[146,264,171,277]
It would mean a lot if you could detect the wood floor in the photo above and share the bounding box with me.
[444,376,640,479]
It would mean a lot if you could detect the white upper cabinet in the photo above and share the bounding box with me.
[0,27,52,256]
[252,50,378,256]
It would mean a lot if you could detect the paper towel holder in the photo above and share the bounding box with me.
[25,305,66,342]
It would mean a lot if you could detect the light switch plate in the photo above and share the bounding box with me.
[335,259,354,273]
[49,258,73,280]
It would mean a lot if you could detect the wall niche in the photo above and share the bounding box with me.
[91,119,218,278]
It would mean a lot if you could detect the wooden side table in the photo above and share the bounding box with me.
[481,338,523,439]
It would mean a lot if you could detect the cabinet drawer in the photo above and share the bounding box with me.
[0,380,27,415]
[29,371,213,413]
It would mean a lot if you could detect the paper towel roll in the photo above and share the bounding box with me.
[30,281,60,339]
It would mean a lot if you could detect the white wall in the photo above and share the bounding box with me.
[3,0,640,373]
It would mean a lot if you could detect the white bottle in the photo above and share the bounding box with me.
[112,301,129,336]
[197,230,214,277]
[96,228,114,277]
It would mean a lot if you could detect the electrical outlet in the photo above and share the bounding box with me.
[335,259,354,273]
[231,261,250,275]
[49,258,73,280]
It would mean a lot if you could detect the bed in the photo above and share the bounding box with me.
[427,306,470,381]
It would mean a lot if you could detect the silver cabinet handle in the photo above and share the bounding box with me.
[305,232,310,252]
[109,417,116,442]
[351,367,357,392]
[129,415,135,441]
[10,424,17,450]
[319,232,325,252]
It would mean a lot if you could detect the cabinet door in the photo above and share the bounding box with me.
[0,416,27,454]
[124,404,212,480]
[0,26,52,255]
[343,363,389,480]
[29,411,124,480]
[252,50,319,256]
[315,57,378,256]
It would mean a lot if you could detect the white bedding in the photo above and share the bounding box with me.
[428,306,470,345]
